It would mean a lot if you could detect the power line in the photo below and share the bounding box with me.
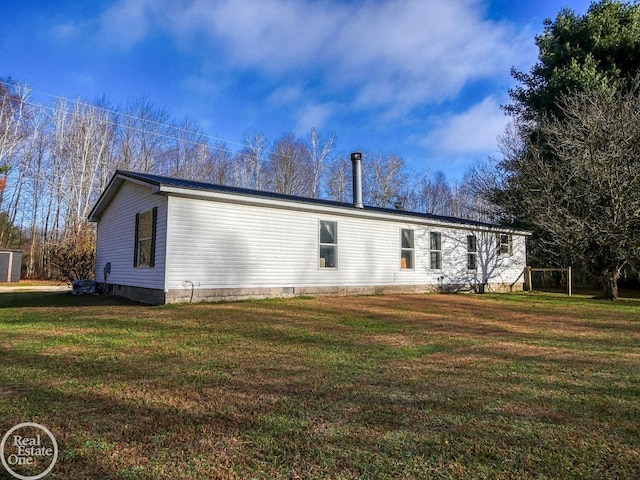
[0,79,292,162]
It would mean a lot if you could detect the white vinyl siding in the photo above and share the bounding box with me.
[94,182,166,289]
[166,197,422,289]
[93,177,528,295]
[164,196,527,291]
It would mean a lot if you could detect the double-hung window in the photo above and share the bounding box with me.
[499,234,512,255]
[319,220,337,268]
[401,229,414,269]
[467,234,477,271]
[134,207,157,268]
[430,232,442,270]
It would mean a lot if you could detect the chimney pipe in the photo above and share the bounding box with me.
[351,152,363,209]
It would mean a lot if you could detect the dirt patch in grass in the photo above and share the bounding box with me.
[0,292,639,479]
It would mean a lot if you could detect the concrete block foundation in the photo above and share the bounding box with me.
[101,282,524,305]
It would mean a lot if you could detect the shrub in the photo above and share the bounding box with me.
[47,229,95,282]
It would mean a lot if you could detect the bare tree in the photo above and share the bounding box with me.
[22,111,52,277]
[245,131,266,190]
[416,170,453,215]
[162,116,207,180]
[0,80,30,176]
[305,128,335,198]
[490,82,640,299]
[0,79,31,246]
[50,97,116,234]
[363,153,408,209]
[265,132,312,196]
[199,141,233,185]
[229,132,267,189]
[116,97,171,173]
[326,155,352,203]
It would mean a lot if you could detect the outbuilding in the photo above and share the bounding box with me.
[88,154,529,305]
[0,249,21,283]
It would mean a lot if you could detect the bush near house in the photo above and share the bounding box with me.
[47,228,96,282]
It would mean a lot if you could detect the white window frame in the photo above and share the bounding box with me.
[499,234,513,256]
[319,220,337,268]
[467,234,477,271]
[134,208,156,268]
[401,229,414,270]
[430,231,442,270]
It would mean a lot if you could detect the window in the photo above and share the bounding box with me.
[499,234,512,255]
[430,232,442,270]
[401,229,414,269]
[134,207,157,268]
[319,220,337,268]
[467,234,477,270]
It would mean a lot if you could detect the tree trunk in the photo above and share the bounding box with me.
[602,269,621,300]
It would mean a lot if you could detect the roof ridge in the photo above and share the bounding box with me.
[92,170,529,234]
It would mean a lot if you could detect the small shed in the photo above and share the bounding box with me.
[0,249,22,283]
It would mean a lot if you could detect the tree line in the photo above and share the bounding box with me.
[480,0,640,299]
[7,0,637,298]
[0,80,485,280]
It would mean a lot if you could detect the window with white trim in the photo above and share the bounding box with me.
[134,207,157,268]
[430,232,442,270]
[319,220,337,268]
[401,229,414,269]
[499,234,512,255]
[467,234,477,271]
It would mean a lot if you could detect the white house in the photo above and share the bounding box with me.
[88,154,529,305]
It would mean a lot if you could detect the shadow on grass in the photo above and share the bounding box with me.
[2,339,638,480]
[0,291,145,309]
[1,291,639,479]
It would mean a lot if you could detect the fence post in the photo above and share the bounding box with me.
[567,266,572,296]
[525,266,532,292]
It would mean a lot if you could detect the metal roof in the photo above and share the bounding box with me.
[89,170,529,234]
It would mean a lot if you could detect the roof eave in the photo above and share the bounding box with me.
[89,170,532,236]
[87,171,158,222]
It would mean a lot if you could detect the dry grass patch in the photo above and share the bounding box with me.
[0,291,639,479]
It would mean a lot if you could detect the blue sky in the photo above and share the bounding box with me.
[1,0,593,180]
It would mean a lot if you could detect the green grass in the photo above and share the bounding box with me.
[0,291,639,479]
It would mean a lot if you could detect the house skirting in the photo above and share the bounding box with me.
[102,282,523,305]
[104,284,166,305]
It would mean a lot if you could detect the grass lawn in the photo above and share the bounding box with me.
[0,292,638,479]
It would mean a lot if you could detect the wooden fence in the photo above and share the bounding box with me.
[524,266,572,296]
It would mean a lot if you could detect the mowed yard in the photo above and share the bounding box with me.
[0,291,638,480]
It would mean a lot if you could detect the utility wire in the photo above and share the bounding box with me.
[0,79,299,162]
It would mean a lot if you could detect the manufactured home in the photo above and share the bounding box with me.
[88,154,529,305]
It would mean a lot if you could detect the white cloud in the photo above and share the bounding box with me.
[294,102,337,133]
[50,22,84,42]
[185,0,341,72]
[77,0,532,118]
[96,0,156,49]
[422,97,508,155]
[268,85,305,106]
[180,75,222,98]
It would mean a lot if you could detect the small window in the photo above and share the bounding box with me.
[467,234,477,271]
[134,207,157,268]
[499,234,512,255]
[401,229,414,269]
[430,232,442,270]
[319,221,337,268]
